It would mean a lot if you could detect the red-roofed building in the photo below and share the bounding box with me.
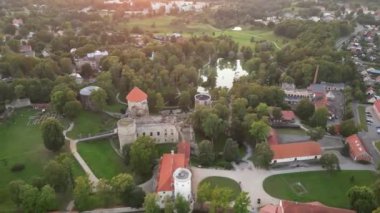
[345,134,372,163]
[314,93,328,109]
[270,141,322,164]
[374,100,380,119]
[126,87,149,117]
[281,110,296,123]
[177,141,190,165]
[155,152,192,208]
[260,200,355,213]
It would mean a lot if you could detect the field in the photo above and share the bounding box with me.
[0,108,84,210]
[121,16,290,48]
[77,139,127,180]
[67,110,117,139]
[263,170,377,208]
[275,128,307,136]
[199,176,241,201]
[358,105,368,131]
[375,141,380,153]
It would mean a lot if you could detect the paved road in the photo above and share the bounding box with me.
[335,24,364,50]
[352,103,380,163]
[192,156,375,209]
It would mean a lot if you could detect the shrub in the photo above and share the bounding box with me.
[10,163,25,172]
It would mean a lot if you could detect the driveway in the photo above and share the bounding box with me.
[191,156,374,209]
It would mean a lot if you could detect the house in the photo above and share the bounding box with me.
[374,100,380,119]
[126,87,149,117]
[155,143,192,208]
[19,45,35,57]
[12,18,23,28]
[281,83,313,105]
[270,141,322,164]
[281,110,296,123]
[260,200,355,213]
[345,134,372,163]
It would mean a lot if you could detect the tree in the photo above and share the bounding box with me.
[255,103,269,118]
[125,186,145,208]
[8,180,26,207]
[50,84,77,115]
[164,198,174,213]
[178,91,191,112]
[96,179,114,207]
[310,107,329,128]
[89,88,107,110]
[197,182,212,204]
[253,142,273,169]
[143,193,160,213]
[175,194,191,213]
[19,184,39,213]
[122,144,131,165]
[14,84,25,99]
[59,58,74,74]
[41,117,65,152]
[155,93,165,112]
[210,187,233,212]
[347,186,376,213]
[296,99,315,121]
[233,192,251,213]
[198,140,215,166]
[271,107,282,120]
[307,127,325,140]
[320,153,339,173]
[130,136,157,177]
[36,185,57,212]
[202,113,226,141]
[340,119,358,137]
[372,180,380,206]
[223,138,240,162]
[73,176,93,211]
[110,173,134,196]
[249,120,270,144]
[81,63,94,79]
[44,160,69,192]
[63,100,82,119]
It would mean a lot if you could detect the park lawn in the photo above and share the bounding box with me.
[104,103,126,113]
[358,105,368,131]
[199,176,241,201]
[77,139,127,179]
[67,110,117,139]
[263,170,377,208]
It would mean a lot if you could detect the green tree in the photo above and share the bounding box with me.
[255,103,269,118]
[8,180,26,207]
[80,63,94,79]
[96,179,114,207]
[59,58,74,74]
[178,91,191,112]
[249,120,270,144]
[296,99,315,121]
[110,173,134,196]
[271,107,282,120]
[14,84,25,99]
[175,194,190,213]
[310,107,329,128]
[130,136,157,177]
[41,117,65,152]
[232,98,248,120]
[340,119,358,137]
[210,187,233,212]
[198,140,215,166]
[164,198,174,213]
[347,186,376,213]
[223,138,240,162]
[89,87,107,110]
[74,176,93,211]
[155,93,165,112]
[197,182,212,204]
[233,192,251,213]
[373,180,380,206]
[202,113,226,141]
[36,185,57,212]
[320,153,339,173]
[144,193,160,213]
[253,142,273,169]
[19,184,39,213]
[63,100,82,119]
[44,160,69,192]
[125,186,145,208]
[307,127,325,140]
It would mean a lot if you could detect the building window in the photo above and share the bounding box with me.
[315,156,318,159]
[171,132,174,136]
[150,132,153,136]
[294,158,297,161]
[273,160,277,163]
[142,132,146,136]
[157,132,160,136]
[165,133,167,136]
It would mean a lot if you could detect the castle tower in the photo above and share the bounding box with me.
[173,168,192,201]
[194,93,212,108]
[126,87,149,117]
[117,118,137,151]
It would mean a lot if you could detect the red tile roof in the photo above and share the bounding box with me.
[156,153,186,192]
[177,141,190,166]
[126,87,148,102]
[314,93,328,109]
[374,100,380,113]
[346,134,372,163]
[281,110,296,121]
[268,128,279,145]
[271,141,321,160]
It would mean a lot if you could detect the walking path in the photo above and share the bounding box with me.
[116,93,128,106]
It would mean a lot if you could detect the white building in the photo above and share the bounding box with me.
[126,87,149,117]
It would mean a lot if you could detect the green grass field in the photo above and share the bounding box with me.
[263,170,377,208]
[358,105,368,131]
[0,108,85,210]
[199,176,241,201]
[121,16,290,48]
[77,139,127,179]
[67,110,117,139]
[275,128,307,136]
[104,103,126,113]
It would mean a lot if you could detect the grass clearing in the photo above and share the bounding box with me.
[275,128,307,136]
[104,103,126,113]
[77,139,127,179]
[374,141,380,153]
[199,176,241,201]
[358,105,368,131]
[67,110,117,139]
[263,170,377,208]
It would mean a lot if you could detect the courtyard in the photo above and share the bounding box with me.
[199,176,241,201]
